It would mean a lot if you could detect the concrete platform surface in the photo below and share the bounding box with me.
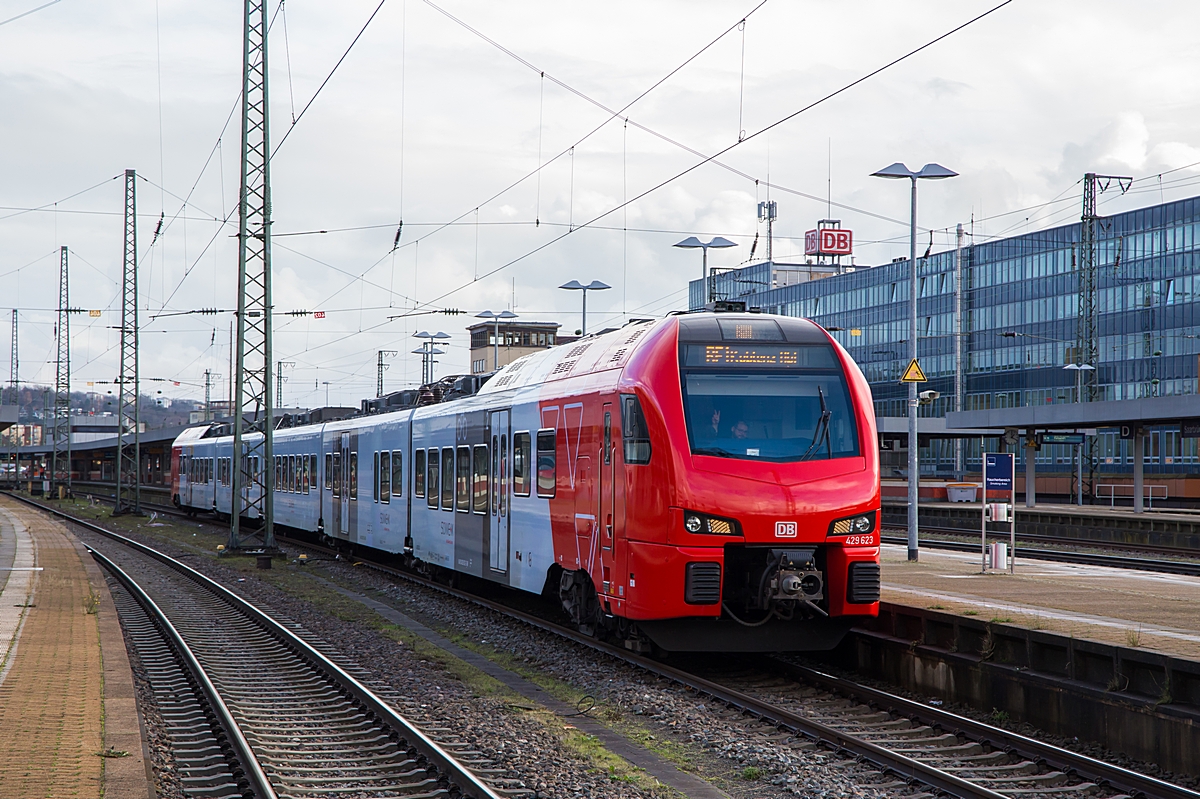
[0,496,151,799]
[882,542,1200,661]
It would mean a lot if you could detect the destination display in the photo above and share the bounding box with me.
[683,344,836,369]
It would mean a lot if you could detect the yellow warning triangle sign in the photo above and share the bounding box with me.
[900,358,928,383]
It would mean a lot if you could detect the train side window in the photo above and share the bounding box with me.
[621,393,652,464]
[332,452,342,497]
[310,455,317,492]
[391,451,403,498]
[536,429,556,498]
[426,449,439,508]
[512,432,531,496]
[472,444,489,514]
[349,452,358,500]
[373,451,381,503]
[491,436,500,514]
[414,449,426,498]
[455,446,471,512]
[604,411,612,464]
[500,434,508,516]
[379,450,390,503]
[324,453,333,490]
[441,447,455,511]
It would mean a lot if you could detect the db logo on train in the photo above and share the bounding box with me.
[775,521,798,538]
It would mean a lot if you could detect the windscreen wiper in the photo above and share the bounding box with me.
[800,386,832,461]
[692,446,737,457]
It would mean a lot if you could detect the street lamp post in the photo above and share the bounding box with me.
[872,162,958,562]
[559,280,610,336]
[673,236,737,304]
[476,310,518,372]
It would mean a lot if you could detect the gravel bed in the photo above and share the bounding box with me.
[77,523,660,799]
[306,556,902,799]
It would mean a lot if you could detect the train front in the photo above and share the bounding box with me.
[624,312,880,652]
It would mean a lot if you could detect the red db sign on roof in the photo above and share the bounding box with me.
[804,228,853,256]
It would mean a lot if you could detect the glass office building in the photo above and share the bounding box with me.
[690,195,1200,477]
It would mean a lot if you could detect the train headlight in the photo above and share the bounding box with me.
[828,512,876,537]
[682,511,741,535]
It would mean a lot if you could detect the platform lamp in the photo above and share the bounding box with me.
[476,310,518,372]
[413,331,451,384]
[871,161,958,562]
[559,280,610,336]
[673,236,737,304]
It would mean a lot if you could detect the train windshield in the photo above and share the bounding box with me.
[680,344,859,462]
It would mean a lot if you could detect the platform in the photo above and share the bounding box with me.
[881,542,1200,661]
[0,496,151,799]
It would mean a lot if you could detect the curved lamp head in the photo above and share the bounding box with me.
[706,236,737,249]
[871,162,958,180]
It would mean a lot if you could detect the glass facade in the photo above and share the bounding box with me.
[690,196,1200,475]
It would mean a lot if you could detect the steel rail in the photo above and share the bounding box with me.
[89,546,278,799]
[279,534,1200,799]
[16,495,504,799]
[769,658,1200,799]
[881,533,1200,576]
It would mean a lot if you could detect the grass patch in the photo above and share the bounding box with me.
[740,766,763,781]
[927,604,945,610]
[990,616,1013,624]
[1126,626,1143,648]
[962,610,980,616]
[990,708,1009,725]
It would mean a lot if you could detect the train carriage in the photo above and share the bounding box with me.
[175,310,881,652]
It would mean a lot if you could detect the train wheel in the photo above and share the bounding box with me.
[558,569,601,636]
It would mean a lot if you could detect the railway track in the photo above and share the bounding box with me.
[261,535,1198,799]
[19,497,507,799]
[881,530,1200,576]
[22,495,1200,798]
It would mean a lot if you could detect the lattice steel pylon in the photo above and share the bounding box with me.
[230,0,276,551]
[1077,171,1131,501]
[51,246,72,498]
[9,310,17,484]
[114,170,141,515]
[377,350,397,397]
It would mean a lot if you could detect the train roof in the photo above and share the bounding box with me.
[479,318,661,394]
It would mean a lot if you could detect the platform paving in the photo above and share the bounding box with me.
[0,496,151,799]
[882,542,1200,661]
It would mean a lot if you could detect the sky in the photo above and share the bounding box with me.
[2,0,1199,409]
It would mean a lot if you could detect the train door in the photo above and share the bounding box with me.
[184,450,193,506]
[488,409,509,573]
[330,438,342,539]
[599,402,616,593]
[339,432,356,539]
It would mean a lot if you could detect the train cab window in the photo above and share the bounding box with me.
[379,451,390,503]
[621,394,652,465]
[415,449,427,498]
[427,449,440,508]
[391,452,403,498]
[455,446,470,512]
[536,429,556,498]
[332,452,342,497]
[472,445,489,514]
[513,432,531,496]
[324,453,333,490]
[349,452,358,500]
[441,447,454,511]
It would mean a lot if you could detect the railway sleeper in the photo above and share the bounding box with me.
[893,740,985,756]
[993,783,1098,796]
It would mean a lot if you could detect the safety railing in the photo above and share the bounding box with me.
[1096,483,1168,509]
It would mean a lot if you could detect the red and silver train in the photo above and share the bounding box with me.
[173,311,880,651]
